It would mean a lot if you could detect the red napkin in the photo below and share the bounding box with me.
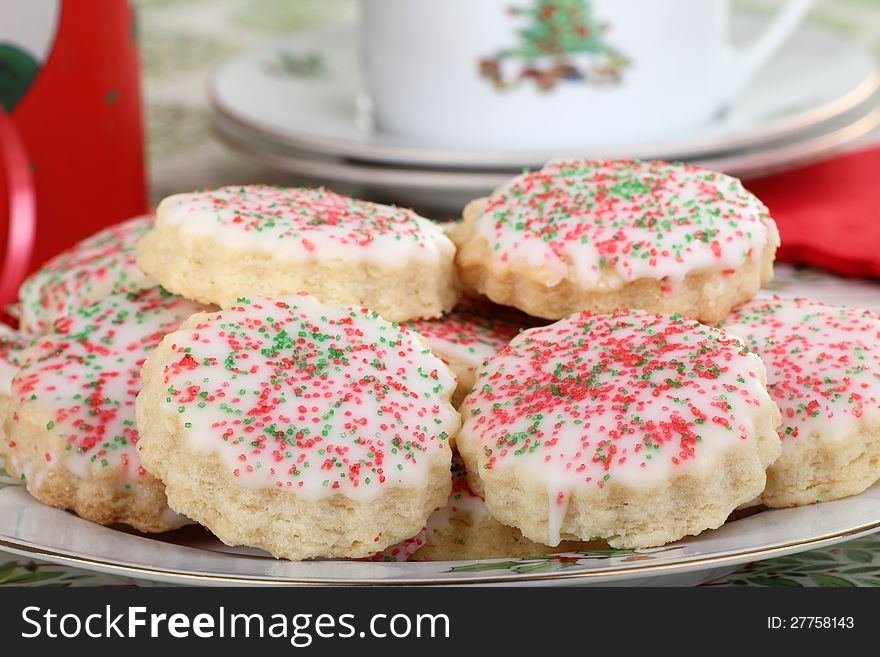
[744,145,880,278]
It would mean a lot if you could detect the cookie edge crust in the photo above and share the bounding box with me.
[451,197,779,322]
[3,400,184,533]
[136,218,459,322]
[759,419,880,508]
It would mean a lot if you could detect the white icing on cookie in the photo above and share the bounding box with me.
[723,297,880,444]
[156,185,455,266]
[472,159,778,290]
[152,292,459,502]
[17,216,156,334]
[10,287,206,484]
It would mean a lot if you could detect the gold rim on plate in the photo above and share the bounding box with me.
[2,521,879,586]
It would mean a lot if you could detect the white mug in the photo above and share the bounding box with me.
[361,0,813,149]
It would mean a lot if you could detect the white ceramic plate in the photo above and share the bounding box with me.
[212,101,880,212]
[2,481,879,586]
[207,19,879,169]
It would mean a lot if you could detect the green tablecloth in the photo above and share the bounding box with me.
[2,0,879,587]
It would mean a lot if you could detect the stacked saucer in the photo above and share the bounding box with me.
[208,19,879,214]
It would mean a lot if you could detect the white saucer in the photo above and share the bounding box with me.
[212,100,880,212]
[208,18,879,169]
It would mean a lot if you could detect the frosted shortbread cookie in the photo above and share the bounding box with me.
[456,310,781,549]
[406,297,526,407]
[412,455,591,561]
[0,324,30,469]
[135,293,460,560]
[136,186,458,321]
[3,288,206,532]
[18,216,155,334]
[722,297,880,507]
[450,159,780,321]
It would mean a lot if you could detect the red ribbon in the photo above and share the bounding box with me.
[0,109,36,311]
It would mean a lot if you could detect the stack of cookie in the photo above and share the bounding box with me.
[2,159,878,562]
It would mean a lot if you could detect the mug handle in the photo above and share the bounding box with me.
[0,109,36,314]
[721,0,814,109]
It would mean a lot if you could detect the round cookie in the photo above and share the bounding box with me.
[0,324,30,472]
[406,297,527,407]
[451,159,780,322]
[18,215,155,334]
[136,186,458,322]
[722,297,880,507]
[412,455,593,561]
[135,292,460,560]
[456,310,781,549]
[3,287,207,532]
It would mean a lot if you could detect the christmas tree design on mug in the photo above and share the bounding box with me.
[480,0,630,91]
